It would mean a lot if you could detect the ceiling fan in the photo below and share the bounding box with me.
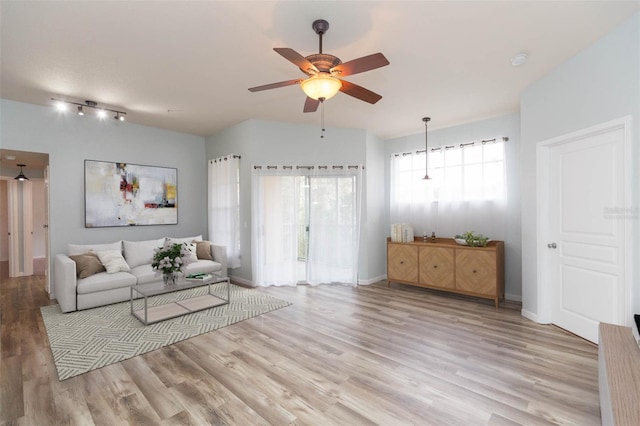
[248,19,390,113]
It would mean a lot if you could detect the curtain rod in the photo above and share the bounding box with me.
[210,154,240,163]
[253,164,364,170]
[396,136,509,157]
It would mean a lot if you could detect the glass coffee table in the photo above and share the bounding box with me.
[130,273,230,325]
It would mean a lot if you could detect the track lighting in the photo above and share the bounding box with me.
[15,164,29,181]
[52,98,126,121]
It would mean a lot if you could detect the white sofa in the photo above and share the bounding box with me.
[54,236,227,313]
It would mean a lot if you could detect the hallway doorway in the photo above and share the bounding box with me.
[0,150,50,291]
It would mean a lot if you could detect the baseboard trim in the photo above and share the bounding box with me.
[521,308,548,323]
[505,293,522,302]
[228,274,388,287]
[358,275,387,285]
[229,274,254,287]
[521,309,537,322]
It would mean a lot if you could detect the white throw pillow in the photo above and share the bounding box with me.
[96,249,131,274]
[185,243,198,263]
[123,238,165,268]
[68,241,122,256]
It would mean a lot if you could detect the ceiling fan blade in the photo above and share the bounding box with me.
[303,97,320,113]
[331,53,389,77]
[274,48,318,74]
[339,80,382,104]
[248,78,303,92]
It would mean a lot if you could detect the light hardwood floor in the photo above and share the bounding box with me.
[1,275,600,425]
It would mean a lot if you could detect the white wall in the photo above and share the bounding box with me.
[205,118,387,285]
[363,130,388,282]
[0,99,209,288]
[520,13,640,318]
[384,113,522,300]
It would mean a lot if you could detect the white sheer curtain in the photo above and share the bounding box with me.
[390,141,507,241]
[251,165,362,287]
[251,167,300,286]
[208,155,241,268]
[306,166,362,286]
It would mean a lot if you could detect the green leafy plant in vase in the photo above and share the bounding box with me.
[455,231,489,247]
[152,241,195,285]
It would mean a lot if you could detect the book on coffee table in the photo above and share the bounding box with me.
[186,273,212,281]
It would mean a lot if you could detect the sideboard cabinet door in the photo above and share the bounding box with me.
[455,249,497,296]
[419,246,455,289]
[387,244,418,283]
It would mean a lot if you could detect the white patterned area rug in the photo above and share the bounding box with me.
[40,284,291,381]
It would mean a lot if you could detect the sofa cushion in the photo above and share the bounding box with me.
[167,235,202,245]
[96,249,131,274]
[129,264,161,285]
[123,238,165,268]
[76,271,137,294]
[68,240,122,256]
[194,241,214,260]
[185,259,222,275]
[69,252,106,279]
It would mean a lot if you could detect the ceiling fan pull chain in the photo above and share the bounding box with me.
[320,98,325,138]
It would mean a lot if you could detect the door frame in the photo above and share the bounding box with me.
[536,116,632,326]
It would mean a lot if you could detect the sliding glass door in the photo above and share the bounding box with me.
[252,166,361,287]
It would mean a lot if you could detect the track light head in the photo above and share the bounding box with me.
[97,109,107,119]
[77,105,84,116]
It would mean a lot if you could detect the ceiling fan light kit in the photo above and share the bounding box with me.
[300,73,342,100]
[248,18,389,113]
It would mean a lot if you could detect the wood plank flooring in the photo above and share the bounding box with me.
[1,275,601,425]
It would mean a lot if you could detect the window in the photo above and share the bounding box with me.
[390,139,506,240]
[429,141,505,202]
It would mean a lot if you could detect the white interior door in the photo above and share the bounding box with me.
[8,179,34,277]
[538,118,630,343]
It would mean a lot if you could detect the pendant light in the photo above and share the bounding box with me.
[15,164,29,181]
[422,117,431,180]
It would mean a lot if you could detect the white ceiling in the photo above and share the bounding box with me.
[1,1,638,141]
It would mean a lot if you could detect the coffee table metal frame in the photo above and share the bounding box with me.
[130,274,230,325]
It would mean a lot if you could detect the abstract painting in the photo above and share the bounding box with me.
[85,160,177,227]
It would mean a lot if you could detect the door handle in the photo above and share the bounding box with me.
[547,242,557,249]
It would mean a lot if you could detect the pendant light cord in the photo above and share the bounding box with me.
[423,117,431,179]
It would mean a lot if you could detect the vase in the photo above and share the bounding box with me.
[163,272,176,285]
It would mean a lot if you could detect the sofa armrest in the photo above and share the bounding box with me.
[54,254,77,312]
[210,244,228,278]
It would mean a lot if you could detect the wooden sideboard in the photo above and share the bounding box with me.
[387,237,505,307]
[598,323,640,426]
